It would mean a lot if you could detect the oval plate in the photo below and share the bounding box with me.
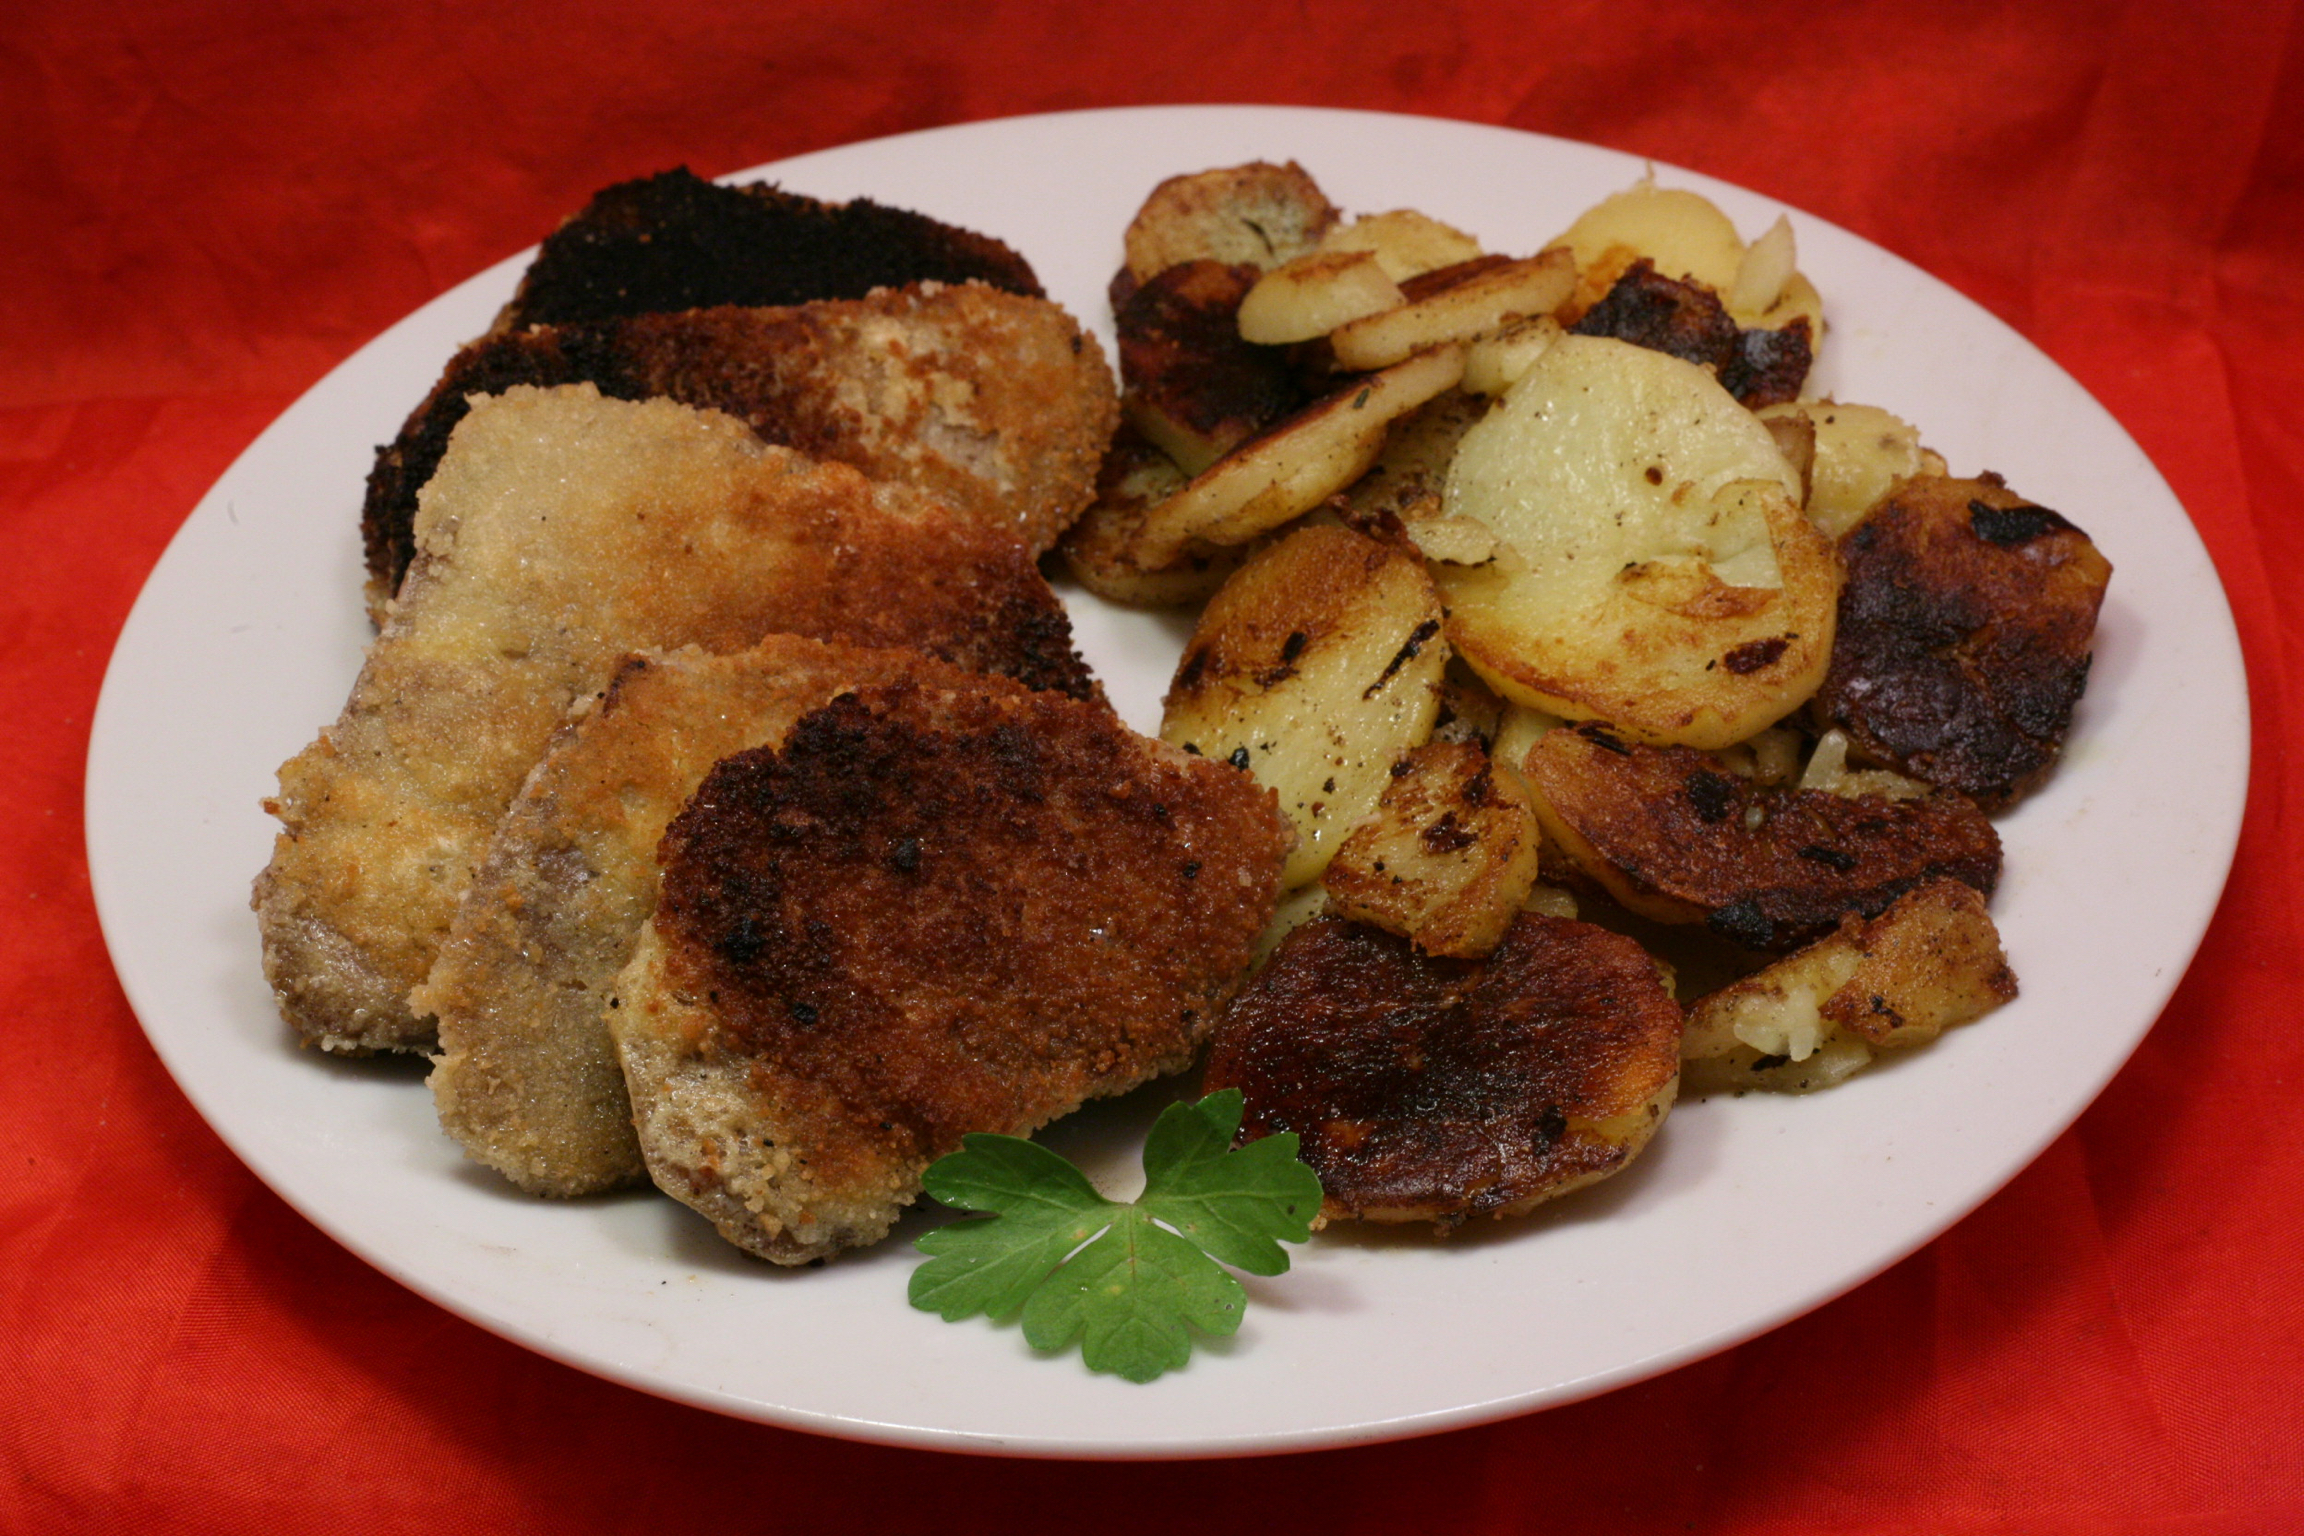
[85,105,2247,1459]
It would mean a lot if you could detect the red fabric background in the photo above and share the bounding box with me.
[6,1,2300,1529]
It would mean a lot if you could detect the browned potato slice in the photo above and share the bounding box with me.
[1818,473,2113,810]
[1329,250,1576,371]
[1321,739,1542,958]
[1318,208,1485,280]
[1553,178,1747,317]
[1161,524,1448,888]
[1056,425,1248,608]
[1519,721,2003,950]
[1682,878,2017,1093]
[1129,344,1464,568]
[1205,914,1682,1228]
[1568,261,1813,409]
[1118,161,1340,296]
[1237,249,1405,344]
[1115,259,1303,476]
[1438,335,1839,748]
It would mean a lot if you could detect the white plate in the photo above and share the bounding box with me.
[85,106,2248,1458]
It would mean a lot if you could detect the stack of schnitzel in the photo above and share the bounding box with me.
[255,172,1289,1258]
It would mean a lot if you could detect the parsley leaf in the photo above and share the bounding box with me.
[908,1089,1323,1383]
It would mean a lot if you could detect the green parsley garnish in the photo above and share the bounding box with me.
[908,1089,1322,1383]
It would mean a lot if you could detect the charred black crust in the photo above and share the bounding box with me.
[1204,915,1680,1222]
[1569,260,1812,407]
[1820,476,2111,810]
[502,168,1041,331]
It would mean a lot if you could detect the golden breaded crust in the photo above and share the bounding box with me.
[363,283,1118,611]
[417,639,957,1197]
[609,679,1290,1264]
[255,385,1098,1056]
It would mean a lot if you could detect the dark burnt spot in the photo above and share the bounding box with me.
[888,837,922,873]
[1460,768,1494,807]
[1389,759,1414,778]
[1182,860,1201,880]
[789,1000,819,1026]
[1708,898,1778,949]
[1748,1053,1791,1072]
[1175,647,1211,692]
[1797,844,1858,872]
[1281,630,1309,664]
[1969,500,2075,546]
[1533,1103,1568,1150]
[1228,746,1253,770]
[1684,770,1738,823]
[1364,619,1442,699]
[1577,723,1634,756]
[1421,814,1476,854]
[718,913,766,966]
[1722,637,1791,675]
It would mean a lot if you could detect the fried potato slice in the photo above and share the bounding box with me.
[1569,260,1813,408]
[1162,524,1448,888]
[1318,208,1485,280]
[1237,249,1406,344]
[1116,259,1304,476]
[1553,177,1747,316]
[1461,315,1563,395]
[1055,425,1248,608]
[1118,160,1340,297]
[1437,335,1839,748]
[1519,721,2003,950]
[1682,878,2017,1093]
[1339,387,1490,558]
[1321,739,1542,958]
[1329,250,1576,371]
[1757,400,1942,538]
[1818,473,2113,810]
[1205,914,1682,1228]
[1129,344,1464,568]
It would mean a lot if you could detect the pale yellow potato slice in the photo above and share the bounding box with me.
[1553,177,1746,311]
[1462,315,1563,395]
[1437,335,1840,747]
[1128,344,1464,568]
[1329,250,1575,371]
[1161,524,1448,888]
[1727,214,1797,322]
[1318,208,1486,280]
[1757,400,1944,538]
[1237,249,1405,344]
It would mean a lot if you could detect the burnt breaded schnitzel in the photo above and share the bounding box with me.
[608,678,1291,1265]
[255,385,1100,1057]
[363,283,1117,616]
[417,639,971,1198]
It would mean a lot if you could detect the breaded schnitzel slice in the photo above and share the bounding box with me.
[416,639,949,1198]
[255,385,1099,1057]
[609,679,1291,1264]
[493,168,1043,333]
[363,283,1118,613]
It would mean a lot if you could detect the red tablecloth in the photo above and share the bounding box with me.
[8,1,2300,1529]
